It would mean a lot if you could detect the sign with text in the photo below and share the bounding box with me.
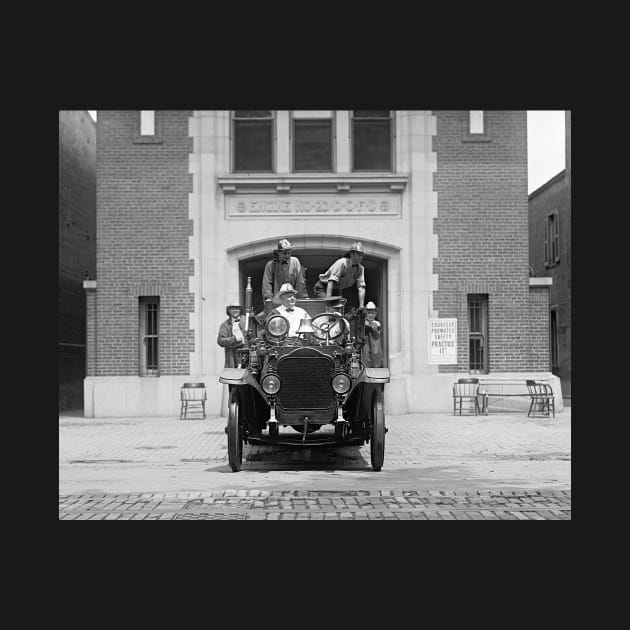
[226,194,401,218]
[428,318,457,364]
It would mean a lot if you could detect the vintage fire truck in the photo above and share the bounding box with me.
[219,278,389,472]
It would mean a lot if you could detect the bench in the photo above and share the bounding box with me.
[475,378,553,415]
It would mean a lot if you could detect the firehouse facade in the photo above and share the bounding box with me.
[84,110,560,417]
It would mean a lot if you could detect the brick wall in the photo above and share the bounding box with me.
[528,286,550,370]
[528,122,571,396]
[95,111,194,376]
[86,287,96,376]
[432,111,532,372]
[59,111,96,408]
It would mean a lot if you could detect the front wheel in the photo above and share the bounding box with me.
[370,387,385,471]
[227,390,243,472]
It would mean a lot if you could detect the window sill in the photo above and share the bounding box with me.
[529,277,553,286]
[217,173,409,194]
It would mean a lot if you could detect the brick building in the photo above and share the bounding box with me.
[59,110,96,410]
[528,111,571,400]
[84,110,560,417]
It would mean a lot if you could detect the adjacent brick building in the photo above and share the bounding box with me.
[59,110,96,410]
[85,110,559,417]
[528,111,571,400]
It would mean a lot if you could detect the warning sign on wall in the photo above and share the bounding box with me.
[428,318,458,364]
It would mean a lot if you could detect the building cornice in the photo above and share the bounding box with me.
[217,173,409,194]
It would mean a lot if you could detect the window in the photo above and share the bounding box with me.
[352,111,392,171]
[140,297,159,376]
[292,111,333,172]
[544,210,560,266]
[233,111,274,172]
[462,110,491,142]
[550,308,559,373]
[468,294,488,373]
[134,110,163,144]
[140,110,155,136]
[469,110,484,134]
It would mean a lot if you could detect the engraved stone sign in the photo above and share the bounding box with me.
[226,194,401,218]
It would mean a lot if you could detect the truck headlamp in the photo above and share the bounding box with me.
[261,374,281,394]
[266,315,289,341]
[331,373,351,394]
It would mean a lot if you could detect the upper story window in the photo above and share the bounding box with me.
[134,110,163,144]
[352,111,392,171]
[140,110,155,135]
[462,110,491,142]
[469,110,484,134]
[292,110,333,172]
[544,210,560,266]
[233,111,274,172]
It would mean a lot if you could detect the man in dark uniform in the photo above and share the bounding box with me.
[262,239,308,305]
[216,300,247,368]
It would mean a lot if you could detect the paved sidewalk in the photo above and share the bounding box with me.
[59,409,571,495]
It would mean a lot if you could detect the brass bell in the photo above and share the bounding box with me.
[296,315,315,336]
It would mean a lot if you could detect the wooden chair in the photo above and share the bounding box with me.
[526,380,555,418]
[180,382,207,419]
[452,378,482,415]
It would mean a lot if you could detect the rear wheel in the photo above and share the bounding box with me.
[227,390,243,472]
[370,387,385,471]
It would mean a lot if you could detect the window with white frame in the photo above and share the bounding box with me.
[292,110,333,172]
[140,110,155,136]
[233,111,274,172]
[140,297,159,376]
[134,110,163,144]
[544,210,560,266]
[462,110,490,142]
[352,111,392,171]
[469,110,484,134]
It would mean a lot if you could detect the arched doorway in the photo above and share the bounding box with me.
[239,247,389,366]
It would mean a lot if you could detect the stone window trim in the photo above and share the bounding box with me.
[217,173,408,195]
[462,110,491,143]
[133,110,164,145]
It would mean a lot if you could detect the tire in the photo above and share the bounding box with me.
[227,390,243,472]
[268,422,279,439]
[370,386,385,471]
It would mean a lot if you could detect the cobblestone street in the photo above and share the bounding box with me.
[59,488,570,520]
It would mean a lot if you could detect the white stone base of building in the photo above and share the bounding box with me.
[83,373,562,418]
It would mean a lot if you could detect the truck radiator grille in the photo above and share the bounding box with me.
[277,354,335,410]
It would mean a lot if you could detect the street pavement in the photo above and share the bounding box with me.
[59,408,571,520]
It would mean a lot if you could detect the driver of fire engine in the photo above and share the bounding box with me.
[269,283,309,337]
[313,240,366,309]
[217,300,247,368]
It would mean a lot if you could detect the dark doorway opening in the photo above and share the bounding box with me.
[239,249,388,365]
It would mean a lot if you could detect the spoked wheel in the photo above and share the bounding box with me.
[227,390,243,472]
[370,386,385,471]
